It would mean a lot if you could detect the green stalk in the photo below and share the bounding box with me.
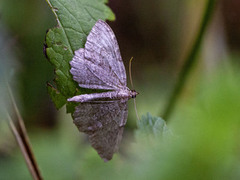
[162,0,217,120]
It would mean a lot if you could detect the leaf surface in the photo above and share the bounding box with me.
[45,0,115,112]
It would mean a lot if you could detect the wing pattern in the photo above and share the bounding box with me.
[73,100,128,161]
[70,20,127,90]
[70,48,120,90]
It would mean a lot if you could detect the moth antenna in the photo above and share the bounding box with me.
[134,98,140,121]
[129,57,134,89]
[129,57,139,120]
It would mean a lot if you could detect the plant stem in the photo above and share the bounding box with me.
[162,0,217,120]
[7,83,43,180]
[7,114,40,180]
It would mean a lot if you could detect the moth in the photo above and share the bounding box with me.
[67,20,138,103]
[67,20,138,161]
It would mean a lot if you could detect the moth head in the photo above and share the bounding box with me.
[131,90,139,98]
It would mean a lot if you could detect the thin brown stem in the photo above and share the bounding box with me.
[7,83,43,180]
[7,113,39,180]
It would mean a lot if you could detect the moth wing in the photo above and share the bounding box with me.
[70,48,120,90]
[73,100,128,161]
[84,20,127,88]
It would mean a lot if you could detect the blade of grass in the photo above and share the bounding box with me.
[162,0,217,121]
[6,83,43,180]
[7,113,40,180]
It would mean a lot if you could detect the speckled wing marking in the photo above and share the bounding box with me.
[70,48,120,90]
[73,100,128,132]
[84,19,127,88]
[70,20,127,90]
[73,100,128,161]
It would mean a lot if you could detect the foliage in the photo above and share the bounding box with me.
[45,0,115,113]
[136,113,170,139]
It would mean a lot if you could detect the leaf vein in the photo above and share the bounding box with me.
[57,0,88,36]
[46,0,74,54]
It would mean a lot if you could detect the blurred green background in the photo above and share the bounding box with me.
[1,0,240,179]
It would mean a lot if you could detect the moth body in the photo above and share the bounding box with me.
[68,88,138,103]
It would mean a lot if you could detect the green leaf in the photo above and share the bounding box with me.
[45,0,115,113]
[47,83,66,109]
[136,113,170,139]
